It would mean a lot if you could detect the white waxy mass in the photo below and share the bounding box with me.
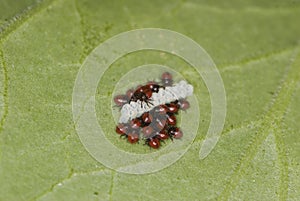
[118,80,193,123]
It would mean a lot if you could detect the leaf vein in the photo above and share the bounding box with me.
[216,48,300,201]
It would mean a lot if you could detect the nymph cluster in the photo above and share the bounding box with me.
[114,72,193,149]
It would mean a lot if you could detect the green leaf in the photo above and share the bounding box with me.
[0,0,300,200]
[0,0,37,27]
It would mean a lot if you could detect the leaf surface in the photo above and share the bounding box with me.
[0,0,300,200]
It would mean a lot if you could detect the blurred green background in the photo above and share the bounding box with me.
[0,0,300,200]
